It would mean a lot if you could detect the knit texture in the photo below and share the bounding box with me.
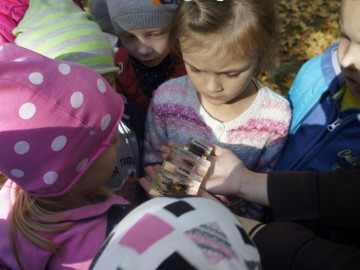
[107,0,178,34]
[13,0,118,75]
[89,0,115,34]
[144,76,291,219]
[145,76,291,171]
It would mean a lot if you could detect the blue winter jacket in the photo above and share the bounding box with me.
[275,43,360,171]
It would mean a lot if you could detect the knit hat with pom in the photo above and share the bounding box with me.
[107,0,178,34]
[13,0,119,75]
[89,0,116,34]
[0,43,124,197]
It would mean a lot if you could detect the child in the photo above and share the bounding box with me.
[144,0,291,221]
[275,0,360,172]
[106,0,187,112]
[273,0,360,245]
[0,43,129,269]
[13,0,147,207]
[90,197,261,270]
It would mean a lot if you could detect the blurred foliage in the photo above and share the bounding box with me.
[261,0,341,95]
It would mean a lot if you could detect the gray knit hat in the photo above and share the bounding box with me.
[89,0,116,34]
[107,0,178,34]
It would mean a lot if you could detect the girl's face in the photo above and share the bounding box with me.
[119,28,171,67]
[338,0,360,101]
[76,130,121,192]
[181,42,259,107]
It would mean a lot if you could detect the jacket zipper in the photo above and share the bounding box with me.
[327,95,343,131]
[327,118,342,131]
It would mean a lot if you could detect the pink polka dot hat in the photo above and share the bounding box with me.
[0,44,124,197]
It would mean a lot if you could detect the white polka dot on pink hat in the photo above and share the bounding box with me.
[0,44,124,197]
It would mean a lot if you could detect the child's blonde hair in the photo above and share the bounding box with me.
[10,187,114,270]
[169,0,277,74]
[0,43,124,269]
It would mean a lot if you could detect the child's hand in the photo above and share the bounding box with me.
[140,140,182,193]
[158,140,182,159]
[138,166,157,195]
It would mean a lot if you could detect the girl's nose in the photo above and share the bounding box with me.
[204,75,222,93]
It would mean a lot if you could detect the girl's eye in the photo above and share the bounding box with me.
[148,31,168,38]
[150,32,163,36]
[190,67,201,73]
[226,72,240,78]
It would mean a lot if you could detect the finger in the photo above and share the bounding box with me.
[159,145,171,159]
[167,140,181,148]
[198,189,219,202]
[143,166,158,179]
[139,177,152,193]
[210,143,224,157]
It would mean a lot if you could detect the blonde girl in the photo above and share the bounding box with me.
[144,0,291,221]
[0,44,129,270]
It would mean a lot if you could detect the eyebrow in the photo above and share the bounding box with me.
[184,61,245,74]
[148,29,167,33]
[119,32,133,37]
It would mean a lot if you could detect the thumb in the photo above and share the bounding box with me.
[139,177,152,193]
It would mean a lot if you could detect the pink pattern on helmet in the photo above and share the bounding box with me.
[0,44,124,197]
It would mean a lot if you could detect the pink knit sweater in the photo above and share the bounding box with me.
[145,76,291,172]
[144,76,291,219]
